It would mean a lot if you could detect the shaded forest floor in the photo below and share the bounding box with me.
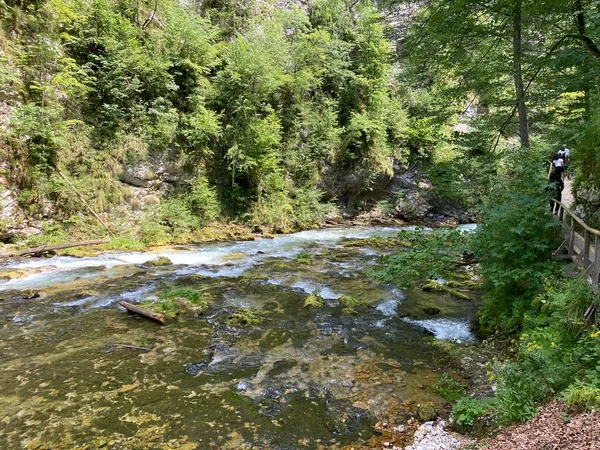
[479,402,600,450]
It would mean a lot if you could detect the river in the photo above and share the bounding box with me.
[0,225,478,449]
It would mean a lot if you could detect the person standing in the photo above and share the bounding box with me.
[561,144,571,179]
[552,153,565,178]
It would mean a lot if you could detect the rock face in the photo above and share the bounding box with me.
[574,180,600,228]
[325,160,476,224]
[0,170,43,243]
[119,163,158,188]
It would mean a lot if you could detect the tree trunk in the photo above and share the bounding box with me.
[0,238,110,258]
[513,0,530,148]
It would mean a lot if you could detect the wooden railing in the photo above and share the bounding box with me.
[551,199,600,293]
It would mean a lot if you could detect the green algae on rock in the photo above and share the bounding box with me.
[304,293,325,308]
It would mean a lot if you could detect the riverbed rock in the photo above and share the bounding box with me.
[422,307,441,315]
[147,256,172,267]
[417,402,437,422]
[22,290,40,299]
[404,420,473,450]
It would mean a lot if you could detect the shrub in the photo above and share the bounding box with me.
[473,148,562,332]
[186,176,220,225]
[370,229,472,288]
[452,397,496,427]
[434,373,467,402]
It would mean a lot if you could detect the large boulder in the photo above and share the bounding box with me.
[395,191,433,222]
[119,164,158,188]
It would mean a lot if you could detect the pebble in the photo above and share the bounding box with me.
[405,420,472,450]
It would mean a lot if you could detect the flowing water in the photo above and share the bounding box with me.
[0,226,479,449]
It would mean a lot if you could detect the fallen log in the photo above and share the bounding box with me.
[0,237,111,258]
[119,301,165,324]
[109,343,152,352]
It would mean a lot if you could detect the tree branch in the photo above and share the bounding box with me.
[575,0,600,59]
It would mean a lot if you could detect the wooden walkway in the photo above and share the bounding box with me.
[551,196,600,296]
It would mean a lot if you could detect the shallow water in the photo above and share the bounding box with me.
[0,226,479,449]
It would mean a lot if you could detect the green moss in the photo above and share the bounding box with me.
[147,256,172,267]
[100,236,146,251]
[421,280,472,300]
[421,280,445,292]
[339,295,367,314]
[295,250,313,264]
[162,287,203,304]
[447,289,471,300]
[226,309,268,326]
[445,279,482,290]
[304,294,324,309]
[140,287,207,318]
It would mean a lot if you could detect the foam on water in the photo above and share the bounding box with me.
[402,318,476,342]
[376,289,405,317]
[0,225,477,291]
[290,280,341,299]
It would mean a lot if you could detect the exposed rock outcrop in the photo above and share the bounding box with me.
[574,180,600,228]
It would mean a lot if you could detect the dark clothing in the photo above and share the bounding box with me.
[548,170,564,209]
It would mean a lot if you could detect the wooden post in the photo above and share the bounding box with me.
[584,230,591,267]
[559,204,564,221]
[568,217,575,258]
[594,236,600,289]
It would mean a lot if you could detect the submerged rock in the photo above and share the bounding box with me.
[147,256,172,267]
[422,307,441,315]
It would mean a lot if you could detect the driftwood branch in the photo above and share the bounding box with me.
[119,301,165,324]
[0,238,110,258]
[109,343,152,352]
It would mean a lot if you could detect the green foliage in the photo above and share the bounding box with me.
[161,287,204,305]
[433,373,467,402]
[473,148,562,331]
[186,176,221,225]
[452,397,497,427]
[141,287,207,319]
[370,229,472,288]
[478,279,600,425]
[295,250,313,264]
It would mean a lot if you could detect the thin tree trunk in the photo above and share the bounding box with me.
[513,0,529,148]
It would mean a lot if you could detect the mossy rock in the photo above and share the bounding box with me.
[147,256,172,267]
[226,309,268,326]
[295,250,313,264]
[339,295,367,314]
[221,252,247,261]
[447,289,471,300]
[0,269,30,281]
[421,280,445,292]
[423,306,441,315]
[416,402,437,422]
[421,280,472,300]
[304,294,324,308]
[445,279,482,290]
[141,287,207,318]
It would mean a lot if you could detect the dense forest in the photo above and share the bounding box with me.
[2,0,600,447]
[2,0,600,244]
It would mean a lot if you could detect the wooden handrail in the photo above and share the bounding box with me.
[551,199,600,237]
[551,198,600,296]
